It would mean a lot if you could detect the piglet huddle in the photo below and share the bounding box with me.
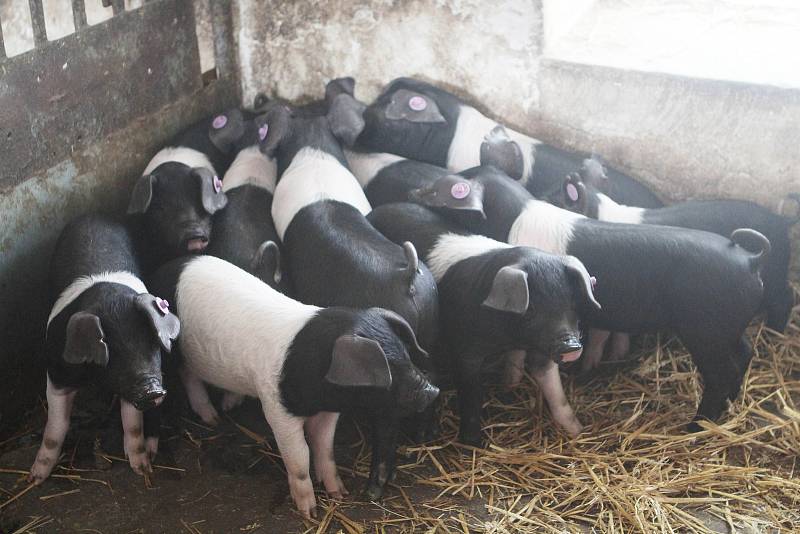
[32,76,797,518]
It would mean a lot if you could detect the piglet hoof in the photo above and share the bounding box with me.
[28,458,53,485]
[195,404,220,426]
[687,419,705,433]
[293,492,317,519]
[457,431,485,449]
[124,442,153,476]
[363,481,384,501]
[221,392,245,412]
[325,477,349,500]
[563,421,584,439]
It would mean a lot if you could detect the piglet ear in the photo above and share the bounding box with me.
[372,308,429,368]
[325,335,392,389]
[563,256,601,312]
[482,266,530,315]
[62,312,109,367]
[480,125,524,181]
[208,108,246,153]
[250,240,282,286]
[409,175,485,217]
[259,104,292,157]
[134,294,181,353]
[127,174,155,215]
[194,167,228,215]
[325,77,356,99]
[327,93,367,147]
[384,89,446,123]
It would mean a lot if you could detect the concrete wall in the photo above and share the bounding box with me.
[234,0,799,276]
[233,0,543,119]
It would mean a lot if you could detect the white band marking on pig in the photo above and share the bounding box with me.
[427,233,512,281]
[344,150,406,188]
[142,146,217,176]
[272,148,373,240]
[222,145,278,193]
[446,106,537,184]
[508,200,583,255]
[176,255,320,409]
[48,271,148,328]
[595,193,645,224]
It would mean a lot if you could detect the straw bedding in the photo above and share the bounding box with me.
[308,285,800,533]
[1,291,797,533]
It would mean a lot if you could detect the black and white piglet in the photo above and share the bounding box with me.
[368,203,601,445]
[206,112,291,294]
[30,215,179,484]
[260,79,439,354]
[410,164,769,430]
[347,150,448,208]
[256,78,441,497]
[356,77,662,208]
[126,111,254,266]
[557,173,798,332]
[149,255,438,518]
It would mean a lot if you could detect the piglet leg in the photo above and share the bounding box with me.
[365,416,399,500]
[143,406,161,461]
[269,414,316,519]
[120,399,153,476]
[581,329,610,373]
[221,392,245,412]
[608,332,630,360]
[503,350,527,388]
[305,411,347,499]
[533,360,583,437]
[29,375,77,484]
[455,356,486,447]
[179,366,219,425]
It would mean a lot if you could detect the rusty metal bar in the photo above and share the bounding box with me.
[28,0,48,46]
[210,0,236,81]
[111,0,124,15]
[72,0,87,29]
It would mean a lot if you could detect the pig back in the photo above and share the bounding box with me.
[175,256,318,397]
[49,214,141,300]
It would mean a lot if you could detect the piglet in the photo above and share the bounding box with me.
[260,78,439,369]
[30,215,179,484]
[207,113,290,294]
[127,162,228,268]
[149,255,438,518]
[346,150,448,208]
[125,110,256,268]
[356,77,663,208]
[368,203,601,445]
[557,173,798,332]
[409,160,769,431]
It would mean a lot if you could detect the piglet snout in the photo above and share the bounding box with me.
[186,236,209,253]
[415,383,440,412]
[556,336,583,363]
[130,381,167,411]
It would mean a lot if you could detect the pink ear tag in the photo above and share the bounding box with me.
[213,175,223,193]
[566,182,579,202]
[450,182,470,199]
[212,115,227,129]
[408,96,427,111]
[258,124,269,141]
[589,276,597,291]
[155,297,170,315]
